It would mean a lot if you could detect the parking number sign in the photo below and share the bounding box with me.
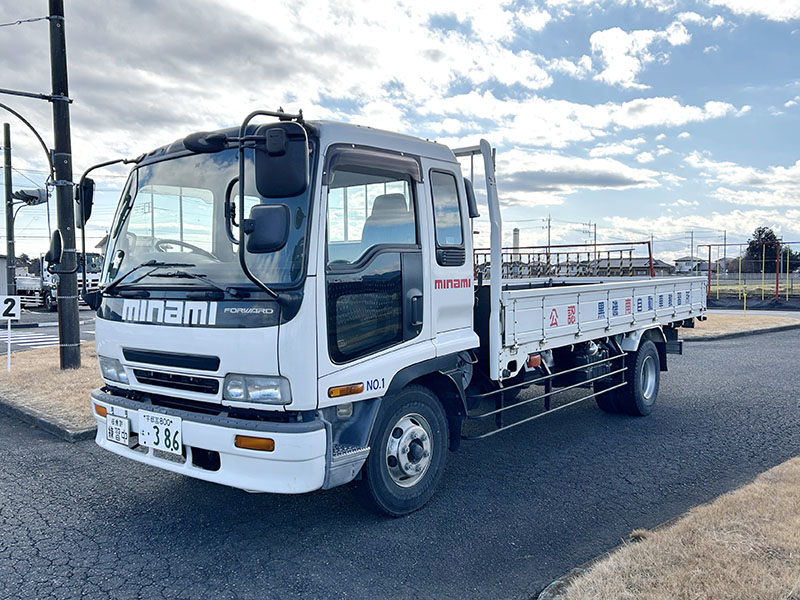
[1,296,21,320]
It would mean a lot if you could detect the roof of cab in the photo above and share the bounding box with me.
[308,120,459,164]
[138,119,460,166]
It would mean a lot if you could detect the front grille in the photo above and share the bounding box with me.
[123,348,220,372]
[133,369,219,395]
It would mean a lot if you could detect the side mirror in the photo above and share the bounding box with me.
[81,290,102,311]
[254,123,309,198]
[45,230,63,267]
[243,204,290,254]
[464,178,480,218]
[76,177,95,227]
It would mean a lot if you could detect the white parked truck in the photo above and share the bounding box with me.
[81,110,706,515]
[16,253,102,310]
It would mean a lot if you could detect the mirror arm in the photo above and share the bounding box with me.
[236,111,289,300]
[224,177,240,244]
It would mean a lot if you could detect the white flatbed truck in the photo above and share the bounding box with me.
[63,110,705,515]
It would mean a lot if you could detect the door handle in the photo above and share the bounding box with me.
[410,292,423,327]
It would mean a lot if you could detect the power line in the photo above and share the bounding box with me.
[0,16,49,28]
[11,166,43,187]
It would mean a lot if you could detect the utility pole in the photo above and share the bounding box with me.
[49,0,80,369]
[723,229,727,273]
[546,214,551,250]
[690,230,695,273]
[3,123,14,295]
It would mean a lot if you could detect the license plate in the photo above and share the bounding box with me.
[138,410,183,455]
[106,415,131,447]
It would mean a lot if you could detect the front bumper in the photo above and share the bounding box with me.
[91,388,326,494]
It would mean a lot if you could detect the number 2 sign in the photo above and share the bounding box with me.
[2,296,21,372]
[1,296,21,321]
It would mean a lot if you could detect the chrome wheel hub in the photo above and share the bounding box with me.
[385,413,433,488]
[640,355,657,402]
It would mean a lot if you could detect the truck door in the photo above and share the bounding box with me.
[422,161,475,348]
[317,146,434,398]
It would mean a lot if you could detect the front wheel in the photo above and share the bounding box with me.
[354,385,448,517]
[43,290,57,312]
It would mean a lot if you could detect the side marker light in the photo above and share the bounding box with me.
[328,383,364,398]
[234,435,275,452]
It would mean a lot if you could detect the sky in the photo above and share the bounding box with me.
[0,0,798,264]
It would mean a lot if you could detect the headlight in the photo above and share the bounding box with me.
[223,374,291,406]
[98,356,129,384]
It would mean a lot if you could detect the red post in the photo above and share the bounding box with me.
[648,241,655,277]
[707,245,712,298]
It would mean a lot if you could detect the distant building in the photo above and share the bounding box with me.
[674,256,704,273]
[715,257,738,273]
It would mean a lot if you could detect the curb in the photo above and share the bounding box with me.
[534,514,685,599]
[10,319,93,330]
[684,322,800,342]
[0,398,96,442]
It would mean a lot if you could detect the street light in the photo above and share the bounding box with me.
[11,188,48,206]
[4,187,49,295]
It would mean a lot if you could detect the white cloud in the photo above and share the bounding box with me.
[656,145,672,156]
[677,12,726,27]
[518,7,553,31]
[636,151,655,163]
[590,21,691,89]
[685,152,800,206]
[589,137,646,156]
[549,56,593,79]
[678,131,691,138]
[496,149,661,207]
[655,133,666,140]
[708,0,800,22]
[421,93,742,150]
[659,198,699,207]
[704,45,720,53]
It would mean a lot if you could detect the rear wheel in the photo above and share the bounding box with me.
[594,381,622,413]
[354,385,448,517]
[618,340,660,416]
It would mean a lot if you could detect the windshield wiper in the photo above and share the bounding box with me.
[102,260,196,295]
[147,270,249,298]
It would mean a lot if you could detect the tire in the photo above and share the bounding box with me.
[594,381,622,413]
[618,340,660,416]
[354,385,448,517]
[44,290,57,312]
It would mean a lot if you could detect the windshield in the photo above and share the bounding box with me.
[103,147,313,291]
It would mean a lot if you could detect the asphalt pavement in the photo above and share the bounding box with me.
[1,330,799,599]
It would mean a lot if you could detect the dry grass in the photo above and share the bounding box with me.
[680,313,800,339]
[0,342,100,431]
[561,457,800,600]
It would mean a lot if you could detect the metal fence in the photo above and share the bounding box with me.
[474,242,654,281]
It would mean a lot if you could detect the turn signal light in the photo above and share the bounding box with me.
[328,383,364,398]
[234,435,275,452]
[527,353,542,368]
[94,403,107,418]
